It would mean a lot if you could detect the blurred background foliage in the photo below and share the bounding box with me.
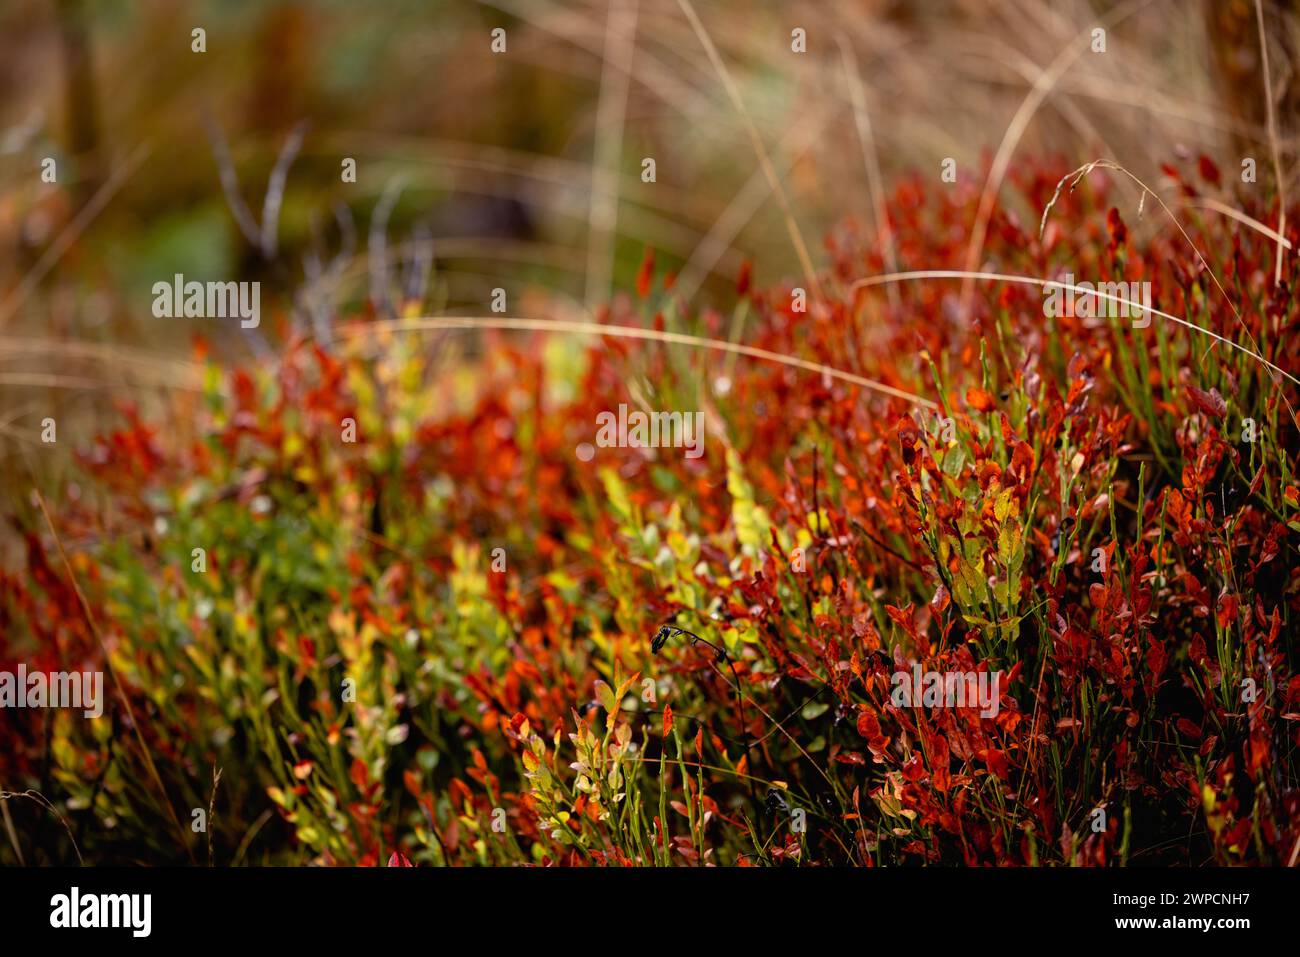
[0,0,1296,548]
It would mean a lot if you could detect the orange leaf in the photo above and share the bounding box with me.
[966,387,995,412]
[635,248,655,298]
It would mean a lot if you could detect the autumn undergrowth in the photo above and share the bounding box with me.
[3,156,1298,866]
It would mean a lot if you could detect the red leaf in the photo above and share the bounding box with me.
[736,259,753,296]
[349,758,369,790]
[902,753,925,782]
[1106,206,1128,248]
[1197,154,1222,187]
[885,603,918,641]
[387,852,413,867]
[982,748,1009,780]
[1216,592,1238,630]
[929,584,951,614]
[856,710,891,762]
[1009,441,1035,484]
[635,247,655,298]
[1186,385,1227,418]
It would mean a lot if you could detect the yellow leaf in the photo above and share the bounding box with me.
[726,448,772,555]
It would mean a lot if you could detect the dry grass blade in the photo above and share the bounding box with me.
[673,106,831,305]
[1183,198,1294,247]
[837,35,900,312]
[958,0,1154,320]
[675,0,822,299]
[0,789,83,866]
[1040,158,1299,426]
[1255,0,1289,285]
[0,142,151,326]
[585,0,640,307]
[849,268,1300,389]
[330,314,937,408]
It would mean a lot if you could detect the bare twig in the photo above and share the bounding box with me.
[203,112,262,249]
[261,121,309,258]
[369,179,406,319]
[204,113,308,260]
[401,219,435,307]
